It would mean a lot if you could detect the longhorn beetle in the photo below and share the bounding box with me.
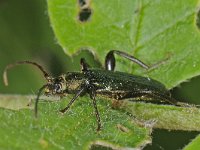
[3,50,185,131]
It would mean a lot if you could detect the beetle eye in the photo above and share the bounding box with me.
[54,83,62,93]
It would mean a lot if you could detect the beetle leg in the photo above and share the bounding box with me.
[60,86,86,113]
[105,50,149,71]
[35,84,48,117]
[89,89,101,131]
[80,58,90,71]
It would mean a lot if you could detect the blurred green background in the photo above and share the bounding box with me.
[0,0,199,149]
[0,0,100,94]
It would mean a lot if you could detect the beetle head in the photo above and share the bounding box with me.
[44,75,66,96]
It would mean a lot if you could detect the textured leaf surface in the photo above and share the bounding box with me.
[184,134,200,150]
[120,100,200,131]
[0,95,151,149]
[1,94,200,149]
[48,0,200,89]
[46,0,200,148]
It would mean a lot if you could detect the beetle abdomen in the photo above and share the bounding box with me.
[85,69,173,103]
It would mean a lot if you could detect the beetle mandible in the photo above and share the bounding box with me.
[3,50,182,131]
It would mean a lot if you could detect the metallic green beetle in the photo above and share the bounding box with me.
[3,50,181,131]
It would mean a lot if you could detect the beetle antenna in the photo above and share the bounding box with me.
[35,84,48,117]
[3,61,50,86]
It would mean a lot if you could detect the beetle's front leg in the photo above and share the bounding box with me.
[105,50,149,71]
[60,86,86,113]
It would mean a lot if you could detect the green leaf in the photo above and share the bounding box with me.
[0,94,151,149]
[120,101,200,131]
[184,135,200,150]
[1,0,196,149]
[1,94,200,149]
[0,94,32,110]
[48,0,200,89]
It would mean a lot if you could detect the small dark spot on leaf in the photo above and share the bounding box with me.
[196,8,200,30]
[134,7,140,14]
[78,8,92,22]
[78,0,86,7]
[77,0,92,22]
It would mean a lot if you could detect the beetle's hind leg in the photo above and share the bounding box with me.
[105,50,149,71]
[90,91,101,131]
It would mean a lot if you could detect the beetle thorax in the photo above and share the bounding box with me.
[65,72,86,92]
